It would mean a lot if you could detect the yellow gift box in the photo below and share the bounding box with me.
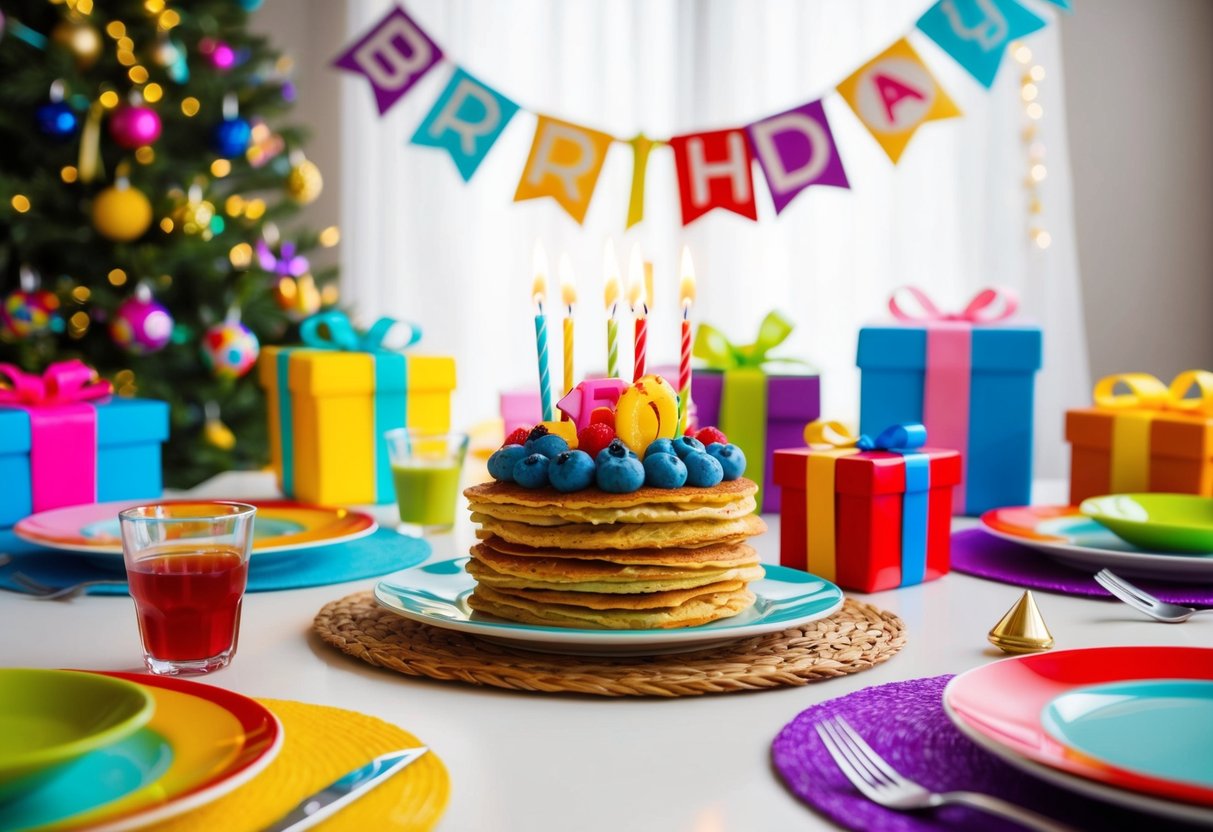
[259,313,456,506]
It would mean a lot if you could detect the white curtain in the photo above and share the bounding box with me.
[339,0,1088,477]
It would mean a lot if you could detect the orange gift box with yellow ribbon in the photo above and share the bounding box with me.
[1066,370,1213,504]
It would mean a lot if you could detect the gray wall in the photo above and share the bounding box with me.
[1062,0,1213,380]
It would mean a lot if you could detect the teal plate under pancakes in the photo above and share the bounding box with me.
[374,557,844,656]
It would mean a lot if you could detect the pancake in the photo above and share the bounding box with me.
[464,478,757,510]
[480,536,762,567]
[472,512,767,550]
[487,579,746,609]
[465,494,757,526]
[468,584,756,630]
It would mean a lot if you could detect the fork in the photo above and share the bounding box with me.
[815,716,1076,832]
[1094,569,1213,623]
[10,572,127,601]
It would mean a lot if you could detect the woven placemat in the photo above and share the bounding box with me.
[313,591,905,698]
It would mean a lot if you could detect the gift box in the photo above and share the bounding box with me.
[1066,370,1213,504]
[857,287,1041,516]
[0,361,168,528]
[259,312,456,506]
[773,422,961,592]
[692,313,819,513]
[500,388,543,436]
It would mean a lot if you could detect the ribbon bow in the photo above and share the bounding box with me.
[299,310,422,353]
[804,420,927,452]
[1093,370,1213,416]
[0,360,112,406]
[888,286,1019,324]
[693,311,798,370]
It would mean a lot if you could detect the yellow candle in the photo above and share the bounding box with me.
[603,239,621,379]
[559,253,576,399]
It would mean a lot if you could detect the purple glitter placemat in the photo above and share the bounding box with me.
[770,675,1201,831]
[951,528,1213,607]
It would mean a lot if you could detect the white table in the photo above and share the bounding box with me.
[1,473,1203,831]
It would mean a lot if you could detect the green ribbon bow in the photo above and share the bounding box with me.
[692,311,800,370]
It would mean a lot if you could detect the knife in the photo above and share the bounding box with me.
[262,747,429,832]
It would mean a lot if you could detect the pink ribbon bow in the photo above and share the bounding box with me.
[0,360,112,406]
[888,286,1019,324]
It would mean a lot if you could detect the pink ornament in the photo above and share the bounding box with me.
[557,378,628,431]
[210,42,236,70]
[108,105,162,149]
[201,320,259,379]
[111,294,173,354]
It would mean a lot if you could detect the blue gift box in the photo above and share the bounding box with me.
[0,397,169,528]
[857,325,1042,515]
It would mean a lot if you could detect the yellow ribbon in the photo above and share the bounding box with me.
[1092,370,1213,492]
[801,421,862,581]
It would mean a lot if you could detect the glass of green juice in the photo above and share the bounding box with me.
[384,428,469,536]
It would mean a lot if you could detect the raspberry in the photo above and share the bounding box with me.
[503,426,532,447]
[577,422,616,459]
[695,426,728,446]
[589,407,615,427]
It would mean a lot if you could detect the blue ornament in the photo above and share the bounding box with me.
[238,0,264,9]
[36,101,78,138]
[211,116,251,158]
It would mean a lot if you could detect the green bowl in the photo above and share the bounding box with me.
[1080,493,1213,554]
[0,669,155,796]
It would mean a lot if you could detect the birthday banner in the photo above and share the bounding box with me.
[333,0,1062,227]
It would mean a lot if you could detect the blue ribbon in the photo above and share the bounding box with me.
[299,310,422,352]
[857,422,930,587]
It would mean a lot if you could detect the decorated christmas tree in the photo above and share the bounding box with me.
[0,0,336,487]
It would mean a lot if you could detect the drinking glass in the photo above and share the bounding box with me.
[384,429,468,535]
[118,502,256,676]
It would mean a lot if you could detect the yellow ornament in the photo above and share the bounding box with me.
[203,416,237,450]
[285,159,322,204]
[92,182,153,242]
[52,17,103,69]
[274,274,322,321]
[615,375,679,453]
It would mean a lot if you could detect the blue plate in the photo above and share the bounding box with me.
[374,558,844,656]
[1042,680,1213,788]
[0,728,172,831]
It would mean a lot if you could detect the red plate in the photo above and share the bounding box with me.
[945,647,1213,812]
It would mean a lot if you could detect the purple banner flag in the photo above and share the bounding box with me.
[332,5,443,116]
[746,100,849,214]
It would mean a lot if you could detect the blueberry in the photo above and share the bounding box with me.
[549,450,596,492]
[596,438,637,466]
[671,435,705,460]
[488,445,528,482]
[525,433,570,458]
[683,450,724,487]
[644,453,688,489]
[596,454,646,493]
[512,453,551,488]
[644,438,676,459]
[706,442,746,481]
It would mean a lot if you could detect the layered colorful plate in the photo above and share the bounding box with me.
[980,505,1213,582]
[15,499,377,558]
[944,646,1213,825]
[1080,493,1213,553]
[0,672,282,832]
[374,558,844,656]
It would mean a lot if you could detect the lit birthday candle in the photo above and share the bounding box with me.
[559,253,577,404]
[602,239,621,379]
[678,246,696,434]
[532,241,554,422]
[628,244,647,382]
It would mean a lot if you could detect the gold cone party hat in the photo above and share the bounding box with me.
[988,591,1054,654]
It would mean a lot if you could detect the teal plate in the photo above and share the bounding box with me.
[1042,680,1213,789]
[0,728,172,832]
[374,558,844,656]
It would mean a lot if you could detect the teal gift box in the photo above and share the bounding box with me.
[0,361,168,528]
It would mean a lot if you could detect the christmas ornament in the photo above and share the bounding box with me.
[274,274,322,321]
[988,591,1054,654]
[256,234,309,277]
[51,16,102,69]
[92,178,153,242]
[285,155,323,204]
[110,285,174,355]
[246,119,284,167]
[203,402,236,450]
[210,41,237,71]
[152,34,189,83]
[201,317,260,379]
[108,104,161,149]
[212,95,250,158]
[1,267,60,339]
[36,81,77,139]
[170,183,219,240]
[238,0,264,10]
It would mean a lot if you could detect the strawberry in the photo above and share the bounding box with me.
[577,422,616,459]
[695,426,728,446]
[589,407,616,427]
[503,426,532,447]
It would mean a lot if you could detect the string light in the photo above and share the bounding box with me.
[128,65,149,84]
[225,195,246,216]
[244,199,266,220]
[11,195,30,213]
[99,90,119,108]
[135,146,155,164]
[105,21,125,38]
[143,83,163,103]
[318,226,341,247]
[1013,40,1051,251]
[229,243,253,268]
[107,268,128,286]
[70,286,91,302]
[159,217,174,232]
[210,159,231,177]
[61,165,78,183]
[181,97,200,117]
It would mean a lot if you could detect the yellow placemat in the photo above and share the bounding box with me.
[147,699,449,832]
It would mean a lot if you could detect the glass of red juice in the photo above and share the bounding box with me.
[118,502,256,676]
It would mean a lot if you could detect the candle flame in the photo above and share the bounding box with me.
[602,239,620,313]
[680,246,696,309]
[627,244,645,314]
[532,240,548,307]
[559,253,576,308]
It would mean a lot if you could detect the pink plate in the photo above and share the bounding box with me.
[945,647,1213,812]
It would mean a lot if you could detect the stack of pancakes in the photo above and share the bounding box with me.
[462,478,767,629]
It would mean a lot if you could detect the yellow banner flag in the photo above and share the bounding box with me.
[836,38,961,164]
[514,115,613,224]
[626,133,656,229]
